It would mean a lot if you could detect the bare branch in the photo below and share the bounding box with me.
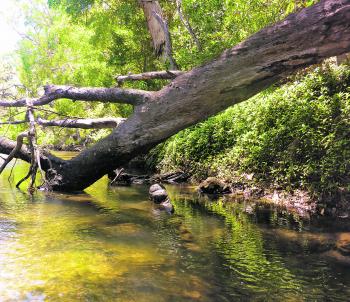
[0,117,126,129]
[115,70,185,85]
[23,99,39,190]
[0,132,28,174]
[176,0,202,51]
[0,85,153,108]
[37,117,126,129]
[0,135,64,170]
[0,120,26,125]
[0,136,32,163]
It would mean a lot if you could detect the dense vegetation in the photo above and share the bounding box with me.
[148,63,350,197]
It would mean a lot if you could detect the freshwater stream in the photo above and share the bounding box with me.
[0,154,350,301]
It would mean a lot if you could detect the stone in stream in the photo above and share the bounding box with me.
[198,177,231,195]
[149,184,174,213]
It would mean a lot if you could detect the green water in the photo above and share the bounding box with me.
[0,155,350,301]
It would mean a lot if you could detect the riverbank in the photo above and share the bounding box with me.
[145,63,350,217]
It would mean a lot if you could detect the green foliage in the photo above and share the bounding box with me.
[5,0,308,147]
[150,64,350,195]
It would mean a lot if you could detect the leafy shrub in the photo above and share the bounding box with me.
[148,63,350,195]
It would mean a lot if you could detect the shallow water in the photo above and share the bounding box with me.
[0,155,350,301]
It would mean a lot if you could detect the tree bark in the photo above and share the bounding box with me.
[138,0,178,69]
[138,0,166,57]
[0,117,126,129]
[37,117,126,129]
[0,85,150,107]
[115,70,185,85]
[0,0,349,191]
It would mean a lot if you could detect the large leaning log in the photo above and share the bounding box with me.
[0,0,349,191]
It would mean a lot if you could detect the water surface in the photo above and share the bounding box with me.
[0,156,350,301]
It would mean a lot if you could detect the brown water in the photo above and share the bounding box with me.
[0,154,350,301]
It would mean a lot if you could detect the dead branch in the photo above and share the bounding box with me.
[37,117,126,129]
[0,117,126,129]
[115,70,185,85]
[0,120,27,125]
[175,0,202,51]
[110,168,125,185]
[153,12,178,70]
[0,132,28,174]
[22,99,39,190]
[8,158,17,181]
[0,85,154,108]
[0,135,63,170]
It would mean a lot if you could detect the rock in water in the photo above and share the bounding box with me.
[151,189,169,204]
[149,184,174,213]
[198,177,231,195]
[149,183,164,194]
[149,183,168,204]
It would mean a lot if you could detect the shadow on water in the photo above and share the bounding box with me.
[0,155,349,301]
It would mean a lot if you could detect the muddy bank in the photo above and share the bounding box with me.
[107,166,350,218]
[197,176,350,219]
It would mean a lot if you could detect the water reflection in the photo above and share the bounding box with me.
[0,159,349,301]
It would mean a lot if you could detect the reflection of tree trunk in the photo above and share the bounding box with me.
[139,0,178,69]
[0,0,349,191]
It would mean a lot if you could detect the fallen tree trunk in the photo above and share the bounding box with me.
[0,0,349,191]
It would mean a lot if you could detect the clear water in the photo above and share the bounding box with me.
[0,154,350,301]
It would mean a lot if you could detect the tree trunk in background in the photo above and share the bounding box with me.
[139,0,165,57]
[139,0,178,69]
[1,0,349,192]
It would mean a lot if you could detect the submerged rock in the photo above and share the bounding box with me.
[198,177,231,195]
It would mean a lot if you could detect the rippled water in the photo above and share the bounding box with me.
[0,154,350,301]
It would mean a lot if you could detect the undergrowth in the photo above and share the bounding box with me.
[147,63,350,196]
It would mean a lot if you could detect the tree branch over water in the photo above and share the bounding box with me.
[0,85,154,107]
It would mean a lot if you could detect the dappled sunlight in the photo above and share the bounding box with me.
[0,160,349,300]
